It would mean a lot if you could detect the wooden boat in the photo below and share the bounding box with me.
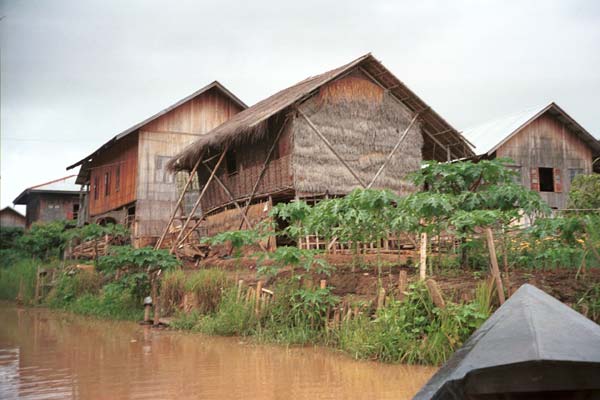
[413,284,600,400]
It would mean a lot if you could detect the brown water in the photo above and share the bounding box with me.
[0,304,435,400]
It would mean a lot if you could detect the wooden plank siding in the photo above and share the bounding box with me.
[199,122,294,213]
[89,133,138,216]
[135,88,245,238]
[496,113,593,209]
[25,193,79,228]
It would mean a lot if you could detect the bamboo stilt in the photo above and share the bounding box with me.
[485,227,506,305]
[419,232,427,281]
[398,270,407,301]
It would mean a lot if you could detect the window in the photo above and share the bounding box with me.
[539,167,554,192]
[104,171,111,196]
[93,176,99,200]
[226,149,238,175]
[72,204,79,220]
[569,168,584,183]
[115,166,121,192]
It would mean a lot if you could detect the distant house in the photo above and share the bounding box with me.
[0,206,26,229]
[168,53,474,241]
[13,175,80,228]
[463,102,600,209]
[66,81,246,247]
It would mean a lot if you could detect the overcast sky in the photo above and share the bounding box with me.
[2,0,599,212]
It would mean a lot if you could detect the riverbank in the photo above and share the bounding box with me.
[3,252,598,366]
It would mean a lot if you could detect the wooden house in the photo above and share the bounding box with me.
[13,175,81,228]
[463,102,600,210]
[66,81,246,246]
[0,206,26,228]
[166,53,474,244]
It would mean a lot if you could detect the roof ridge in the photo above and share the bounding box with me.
[29,174,78,190]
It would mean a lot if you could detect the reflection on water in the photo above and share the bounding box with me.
[0,303,435,399]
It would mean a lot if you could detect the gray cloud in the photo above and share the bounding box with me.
[2,0,599,211]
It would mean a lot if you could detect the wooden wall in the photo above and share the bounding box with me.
[496,112,593,209]
[25,193,79,228]
[0,210,25,228]
[88,133,138,216]
[135,87,244,239]
[198,120,294,213]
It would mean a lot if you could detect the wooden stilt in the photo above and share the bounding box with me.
[155,151,204,249]
[170,147,228,253]
[237,279,244,302]
[255,281,263,315]
[485,227,506,305]
[426,279,445,308]
[419,232,427,281]
[377,287,386,310]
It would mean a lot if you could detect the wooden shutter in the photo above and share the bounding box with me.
[554,168,562,193]
[530,168,540,191]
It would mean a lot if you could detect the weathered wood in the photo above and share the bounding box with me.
[170,147,228,253]
[297,108,366,188]
[485,227,506,305]
[419,232,427,281]
[426,279,445,308]
[398,270,407,301]
[320,279,327,289]
[377,287,386,310]
[255,281,263,315]
[367,112,420,188]
[155,151,204,249]
[237,117,289,230]
[236,279,244,302]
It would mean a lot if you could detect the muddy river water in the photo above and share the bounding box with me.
[0,303,435,399]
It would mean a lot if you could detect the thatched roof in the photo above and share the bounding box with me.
[168,53,475,171]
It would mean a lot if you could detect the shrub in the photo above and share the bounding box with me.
[0,256,38,302]
[46,270,103,307]
[198,288,257,336]
[18,220,74,260]
[0,227,24,250]
[567,173,600,210]
[185,269,231,314]
[161,269,186,315]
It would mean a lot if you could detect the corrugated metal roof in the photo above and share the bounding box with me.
[13,175,80,204]
[463,102,600,156]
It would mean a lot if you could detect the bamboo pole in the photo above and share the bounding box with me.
[237,117,289,230]
[419,232,427,281]
[236,279,244,302]
[367,113,420,188]
[485,227,506,305]
[170,147,228,253]
[297,108,366,188]
[155,151,204,249]
[255,281,263,315]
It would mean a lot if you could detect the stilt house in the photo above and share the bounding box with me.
[13,175,81,228]
[464,102,600,210]
[166,53,474,243]
[67,81,246,247]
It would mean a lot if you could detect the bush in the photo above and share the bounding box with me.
[18,220,74,260]
[46,270,103,307]
[185,269,231,314]
[567,173,600,210]
[0,256,39,302]
[161,269,186,315]
[335,282,490,365]
[67,282,144,320]
[0,227,24,250]
[198,288,257,336]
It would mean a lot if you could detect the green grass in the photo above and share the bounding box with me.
[0,253,44,303]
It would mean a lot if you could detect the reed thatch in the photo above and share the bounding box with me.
[293,86,422,195]
[167,53,474,172]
